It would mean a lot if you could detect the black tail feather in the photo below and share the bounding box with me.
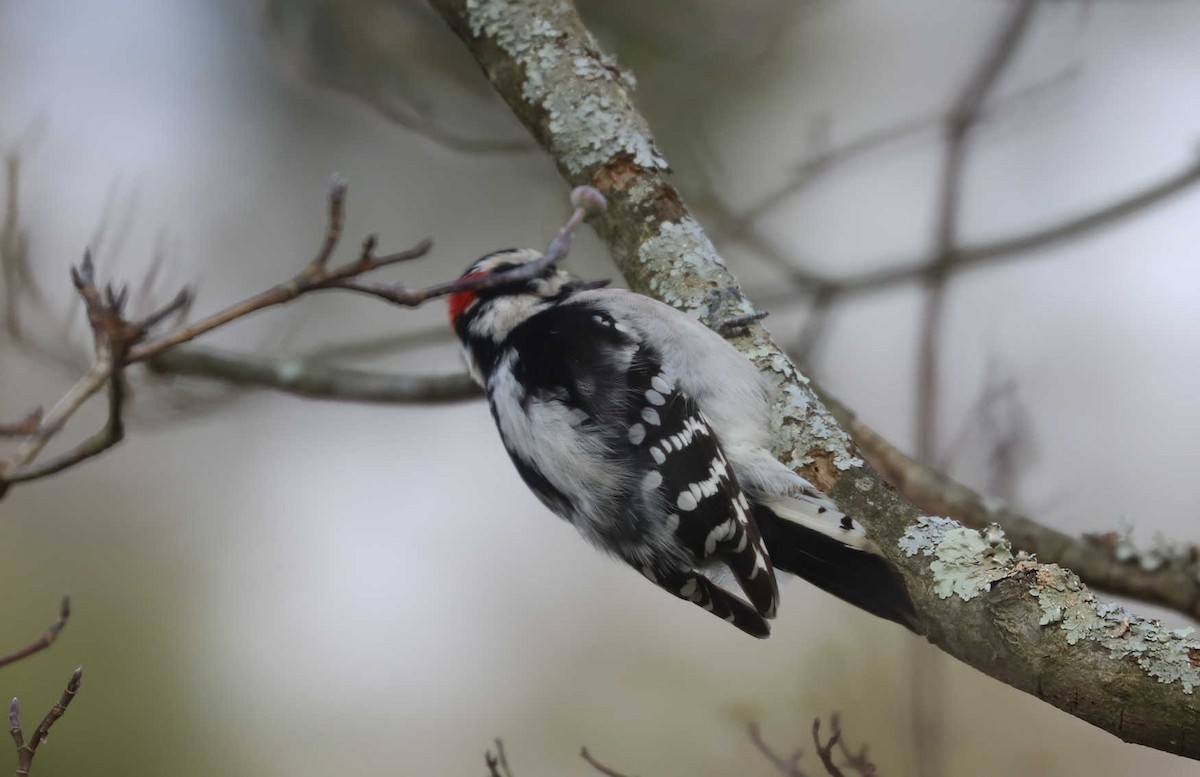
[753,503,918,631]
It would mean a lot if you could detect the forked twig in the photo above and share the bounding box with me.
[9,666,83,777]
[0,181,607,496]
[485,738,513,777]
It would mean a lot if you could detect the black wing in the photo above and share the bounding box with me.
[504,301,778,636]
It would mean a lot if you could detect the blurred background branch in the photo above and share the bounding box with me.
[0,597,69,671]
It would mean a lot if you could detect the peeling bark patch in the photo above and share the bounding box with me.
[592,155,642,193]
[654,188,687,222]
[800,449,839,493]
[903,518,1200,693]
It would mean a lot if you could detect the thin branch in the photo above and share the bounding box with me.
[0,410,41,438]
[580,747,636,777]
[274,36,533,155]
[707,63,1080,245]
[0,597,70,670]
[9,666,82,777]
[1,344,125,486]
[746,151,1200,312]
[811,718,846,777]
[919,0,1039,462]
[485,738,513,777]
[149,347,482,404]
[8,356,112,469]
[296,326,453,365]
[749,722,808,777]
[1,182,604,495]
[126,184,603,363]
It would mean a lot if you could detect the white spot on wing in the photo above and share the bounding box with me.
[650,447,666,464]
[677,491,698,511]
[642,471,663,491]
[628,424,646,444]
[641,407,661,425]
[704,520,737,554]
[644,390,665,406]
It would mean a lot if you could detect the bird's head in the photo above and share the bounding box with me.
[447,248,606,345]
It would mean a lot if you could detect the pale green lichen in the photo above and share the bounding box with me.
[464,0,667,174]
[1032,568,1200,692]
[927,527,1016,601]
[905,518,1200,693]
[899,515,963,557]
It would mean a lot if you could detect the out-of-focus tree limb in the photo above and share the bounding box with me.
[149,346,481,404]
[427,0,1200,759]
[750,717,878,777]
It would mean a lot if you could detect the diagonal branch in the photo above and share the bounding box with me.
[428,0,1200,760]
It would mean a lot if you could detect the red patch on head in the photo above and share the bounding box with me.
[447,270,487,326]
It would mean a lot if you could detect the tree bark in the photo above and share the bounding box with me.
[426,0,1200,760]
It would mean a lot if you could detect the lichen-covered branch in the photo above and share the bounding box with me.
[824,392,1200,622]
[428,0,1200,759]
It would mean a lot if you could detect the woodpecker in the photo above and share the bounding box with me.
[449,248,913,637]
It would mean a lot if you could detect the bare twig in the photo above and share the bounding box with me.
[145,186,608,401]
[580,747,636,777]
[1,182,605,495]
[0,410,41,438]
[749,722,808,777]
[751,718,877,777]
[484,738,512,777]
[0,597,70,670]
[918,0,1039,462]
[811,718,846,777]
[127,183,603,362]
[9,666,82,777]
[268,22,533,156]
[748,153,1200,309]
[149,347,481,404]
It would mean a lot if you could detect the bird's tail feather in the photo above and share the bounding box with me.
[753,497,917,630]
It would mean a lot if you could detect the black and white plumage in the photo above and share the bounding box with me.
[449,249,914,637]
